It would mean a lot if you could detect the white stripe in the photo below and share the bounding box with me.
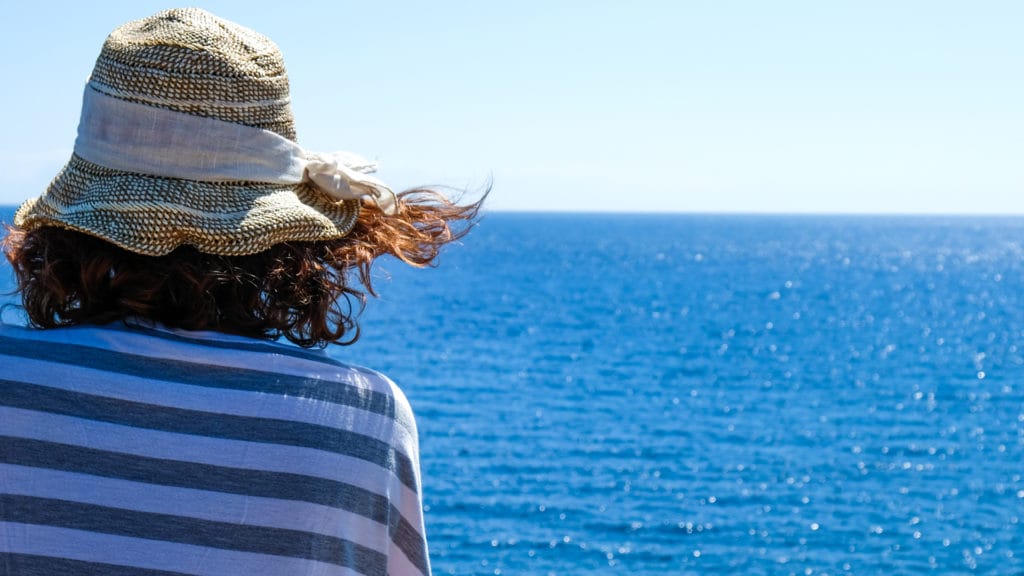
[0,463,390,554]
[0,407,422,515]
[0,523,363,576]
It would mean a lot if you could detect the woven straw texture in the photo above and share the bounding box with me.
[15,8,362,256]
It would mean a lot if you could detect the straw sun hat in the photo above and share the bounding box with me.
[15,7,396,256]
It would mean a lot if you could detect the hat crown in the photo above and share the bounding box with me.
[14,8,368,256]
[89,8,296,140]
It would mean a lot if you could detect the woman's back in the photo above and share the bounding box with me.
[0,322,429,576]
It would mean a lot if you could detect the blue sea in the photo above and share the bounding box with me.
[3,208,1024,575]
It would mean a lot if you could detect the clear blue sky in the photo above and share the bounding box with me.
[1,1,1021,213]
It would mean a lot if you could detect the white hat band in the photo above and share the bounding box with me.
[75,83,397,214]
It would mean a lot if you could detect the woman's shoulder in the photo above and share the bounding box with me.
[0,319,420,436]
[0,320,403,399]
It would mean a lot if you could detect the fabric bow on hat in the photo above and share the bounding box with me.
[304,152,398,215]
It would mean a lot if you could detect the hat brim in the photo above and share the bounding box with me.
[14,155,361,256]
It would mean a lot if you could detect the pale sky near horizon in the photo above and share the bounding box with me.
[0,1,1020,214]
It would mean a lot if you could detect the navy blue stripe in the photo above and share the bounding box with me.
[0,437,428,572]
[0,495,387,574]
[0,381,417,492]
[0,334,396,419]
[1,436,388,520]
[0,554,192,576]
[391,511,431,573]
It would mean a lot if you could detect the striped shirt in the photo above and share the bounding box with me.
[0,322,430,576]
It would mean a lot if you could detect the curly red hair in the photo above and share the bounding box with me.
[3,189,484,347]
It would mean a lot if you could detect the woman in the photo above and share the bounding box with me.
[0,8,480,576]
